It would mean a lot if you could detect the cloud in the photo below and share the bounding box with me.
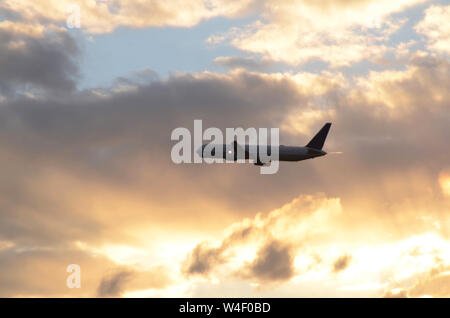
[184,243,227,276]
[439,171,450,197]
[183,224,256,276]
[333,254,352,273]
[213,56,272,71]
[97,269,134,297]
[212,0,425,67]
[182,187,450,296]
[382,258,450,298]
[183,194,342,282]
[408,262,450,297]
[0,245,117,297]
[351,54,450,112]
[416,5,450,55]
[0,22,79,95]
[246,240,295,282]
[383,288,408,298]
[0,240,174,297]
[183,191,450,296]
[0,0,259,34]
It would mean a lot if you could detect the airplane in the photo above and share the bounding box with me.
[198,122,332,166]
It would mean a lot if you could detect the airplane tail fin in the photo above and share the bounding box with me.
[306,123,331,150]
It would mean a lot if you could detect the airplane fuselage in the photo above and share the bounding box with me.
[199,144,326,163]
[277,145,327,161]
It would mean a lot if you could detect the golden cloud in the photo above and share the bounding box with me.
[1,0,257,34]
[439,171,450,197]
[216,0,427,67]
[416,5,450,55]
[181,191,450,297]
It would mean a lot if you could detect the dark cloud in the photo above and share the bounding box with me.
[213,56,272,71]
[248,240,295,282]
[184,237,297,283]
[184,225,255,276]
[0,25,79,96]
[96,266,173,297]
[332,254,351,273]
[182,194,338,280]
[113,68,160,87]
[0,7,23,20]
[183,244,226,276]
[97,269,134,297]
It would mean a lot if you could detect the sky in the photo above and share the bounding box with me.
[0,0,450,297]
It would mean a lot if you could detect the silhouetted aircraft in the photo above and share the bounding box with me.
[198,123,332,166]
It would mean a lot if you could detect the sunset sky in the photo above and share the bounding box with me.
[1,0,450,297]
